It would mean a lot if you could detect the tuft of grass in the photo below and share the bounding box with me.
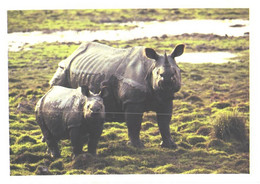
[65,169,86,175]
[213,111,247,142]
[196,126,212,136]
[35,165,52,175]
[10,121,38,130]
[49,159,64,170]
[211,101,231,109]
[186,135,207,145]
[178,142,192,149]
[207,139,225,149]
[103,167,123,174]
[183,168,213,174]
[142,121,155,130]
[13,152,50,164]
[70,153,95,170]
[16,135,37,144]
[154,164,181,173]
[186,95,203,103]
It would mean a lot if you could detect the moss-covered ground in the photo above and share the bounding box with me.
[8,9,249,175]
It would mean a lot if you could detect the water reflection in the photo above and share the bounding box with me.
[8,19,249,52]
[176,52,237,64]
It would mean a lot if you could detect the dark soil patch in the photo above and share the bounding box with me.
[13,152,50,164]
[196,126,212,136]
[186,95,203,103]
[71,153,96,169]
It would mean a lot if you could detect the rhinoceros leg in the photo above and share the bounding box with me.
[88,125,103,156]
[156,101,177,149]
[45,137,61,158]
[125,103,144,148]
[69,127,83,159]
[36,113,61,158]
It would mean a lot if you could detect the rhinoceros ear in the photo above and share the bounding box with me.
[145,48,159,60]
[81,86,90,97]
[171,44,185,58]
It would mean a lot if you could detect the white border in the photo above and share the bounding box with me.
[1,0,259,183]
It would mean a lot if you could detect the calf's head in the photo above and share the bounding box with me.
[81,86,105,120]
[145,44,184,97]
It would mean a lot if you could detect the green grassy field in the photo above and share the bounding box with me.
[8,9,249,175]
[7,9,249,33]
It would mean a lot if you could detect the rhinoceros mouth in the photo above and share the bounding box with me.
[158,81,174,91]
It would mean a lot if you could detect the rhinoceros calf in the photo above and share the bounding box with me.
[35,86,105,158]
[50,41,184,149]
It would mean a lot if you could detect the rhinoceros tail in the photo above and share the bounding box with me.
[49,60,69,87]
[35,99,46,143]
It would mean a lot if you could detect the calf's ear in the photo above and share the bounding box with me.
[171,44,185,58]
[145,48,159,60]
[81,86,90,97]
[100,87,109,98]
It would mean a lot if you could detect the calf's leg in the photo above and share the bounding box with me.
[36,114,60,158]
[69,127,83,159]
[88,124,103,155]
[46,138,61,158]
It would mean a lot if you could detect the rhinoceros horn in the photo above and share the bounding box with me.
[164,51,170,67]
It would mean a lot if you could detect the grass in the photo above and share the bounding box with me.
[8,9,249,175]
[7,9,249,33]
[8,39,249,175]
[213,110,248,142]
[98,34,249,53]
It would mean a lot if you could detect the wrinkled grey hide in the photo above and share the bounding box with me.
[35,86,105,158]
[50,41,184,148]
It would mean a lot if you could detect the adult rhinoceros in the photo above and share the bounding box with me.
[50,41,184,148]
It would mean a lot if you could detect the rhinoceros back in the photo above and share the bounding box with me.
[49,43,90,87]
[68,42,134,92]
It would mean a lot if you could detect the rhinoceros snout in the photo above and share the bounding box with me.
[158,74,180,92]
[171,76,176,82]
[84,99,105,120]
[90,103,104,113]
